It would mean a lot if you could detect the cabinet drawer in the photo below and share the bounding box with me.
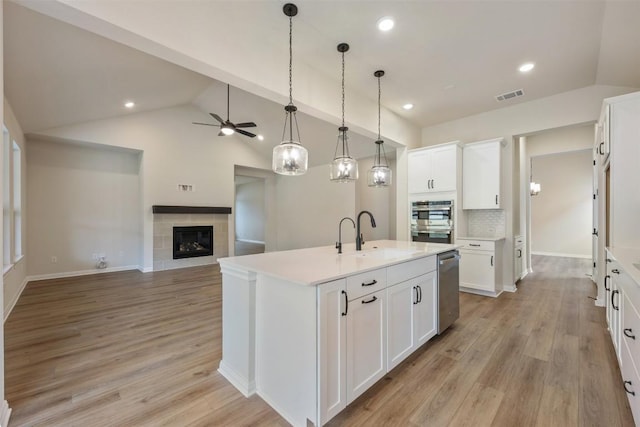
[457,239,495,251]
[346,268,387,300]
[387,256,436,285]
[623,292,640,371]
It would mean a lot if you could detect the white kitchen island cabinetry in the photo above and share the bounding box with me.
[462,138,504,209]
[219,240,456,426]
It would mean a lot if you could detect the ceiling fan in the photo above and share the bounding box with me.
[192,84,258,138]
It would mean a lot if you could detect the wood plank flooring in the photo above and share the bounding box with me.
[4,256,635,426]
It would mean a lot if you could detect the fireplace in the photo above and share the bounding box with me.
[173,226,213,259]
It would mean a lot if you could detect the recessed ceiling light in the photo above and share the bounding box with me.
[257,134,265,141]
[124,101,135,109]
[377,17,394,32]
[519,62,535,73]
[403,103,414,110]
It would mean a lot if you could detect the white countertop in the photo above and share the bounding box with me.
[219,239,458,286]
[607,246,640,286]
[457,236,506,242]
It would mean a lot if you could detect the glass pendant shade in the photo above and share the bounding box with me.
[530,181,541,196]
[368,140,392,187]
[330,127,358,182]
[368,70,391,187]
[273,140,308,175]
[273,3,308,176]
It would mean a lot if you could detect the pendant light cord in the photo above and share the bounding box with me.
[377,77,381,141]
[289,15,293,105]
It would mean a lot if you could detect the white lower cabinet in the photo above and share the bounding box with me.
[346,289,386,402]
[318,256,439,425]
[458,239,503,297]
[318,279,347,424]
[605,249,640,426]
[387,272,437,371]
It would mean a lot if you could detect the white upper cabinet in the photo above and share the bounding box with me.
[462,138,504,209]
[408,143,459,194]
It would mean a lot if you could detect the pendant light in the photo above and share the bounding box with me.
[530,158,541,196]
[367,70,392,187]
[272,3,308,176]
[330,43,358,182]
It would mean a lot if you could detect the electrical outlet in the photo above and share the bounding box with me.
[51,256,57,264]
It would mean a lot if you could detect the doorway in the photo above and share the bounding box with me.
[234,175,266,256]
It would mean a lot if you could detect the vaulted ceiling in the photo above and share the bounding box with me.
[4,1,640,158]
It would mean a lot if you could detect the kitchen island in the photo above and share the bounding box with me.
[218,239,457,426]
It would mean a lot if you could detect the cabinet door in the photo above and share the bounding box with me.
[430,145,457,192]
[414,271,437,346]
[463,140,501,209]
[408,150,430,194]
[514,245,523,282]
[318,279,347,424]
[459,249,495,292]
[387,280,416,371]
[346,289,386,403]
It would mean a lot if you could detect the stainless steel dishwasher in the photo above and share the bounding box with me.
[437,250,460,334]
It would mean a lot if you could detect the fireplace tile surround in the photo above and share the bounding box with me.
[153,213,228,271]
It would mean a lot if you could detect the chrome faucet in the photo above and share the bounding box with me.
[356,210,377,251]
[336,217,356,254]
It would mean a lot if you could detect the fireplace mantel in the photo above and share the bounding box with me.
[152,205,232,214]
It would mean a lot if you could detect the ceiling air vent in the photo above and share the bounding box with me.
[495,89,524,102]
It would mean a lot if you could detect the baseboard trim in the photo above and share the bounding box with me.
[27,265,140,282]
[138,266,153,273]
[0,400,12,427]
[459,286,503,298]
[531,251,591,259]
[4,277,29,323]
[218,360,256,398]
[236,239,265,245]
[503,284,517,293]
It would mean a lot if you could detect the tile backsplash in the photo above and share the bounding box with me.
[467,210,505,238]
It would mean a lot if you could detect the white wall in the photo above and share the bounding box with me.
[527,124,594,157]
[3,99,27,318]
[531,150,592,258]
[35,104,271,271]
[27,139,142,276]
[276,165,356,251]
[0,0,6,403]
[355,156,396,241]
[235,180,265,243]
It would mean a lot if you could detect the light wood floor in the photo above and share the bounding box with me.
[5,256,635,426]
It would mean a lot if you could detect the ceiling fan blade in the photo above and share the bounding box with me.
[235,129,256,138]
[218,131,226,137]
[234,122,257,128]
[192,122,220,127]
[209,113,225,124]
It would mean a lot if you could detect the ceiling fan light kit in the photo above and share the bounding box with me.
[330,42,358,183]
[272,3,309,176]
[368,70,392,187]
[192,84,258,138]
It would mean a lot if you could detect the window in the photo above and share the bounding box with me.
[13,141,22,259]
[3,126,10,269]
[2,125,24,272]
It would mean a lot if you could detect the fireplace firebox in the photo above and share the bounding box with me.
[173,226,213,259]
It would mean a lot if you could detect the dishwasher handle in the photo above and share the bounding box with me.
[439,253,460,265]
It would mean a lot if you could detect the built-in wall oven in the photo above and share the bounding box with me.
[411,200,454,244]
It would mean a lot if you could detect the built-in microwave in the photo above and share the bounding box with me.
[411,200,454,244]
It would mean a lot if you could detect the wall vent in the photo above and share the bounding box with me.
[495,89,524,102]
